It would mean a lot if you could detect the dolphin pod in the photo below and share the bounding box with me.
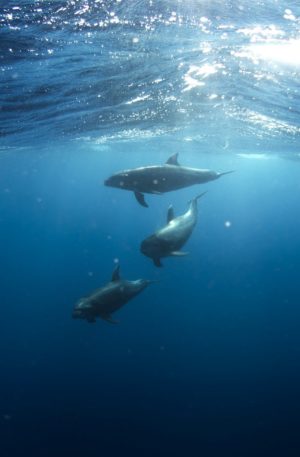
[104,153,234,207]
[73,154,234,324]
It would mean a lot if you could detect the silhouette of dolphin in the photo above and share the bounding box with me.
[140,192,206,267]
[72,265,154,324]
[104,153,233,207]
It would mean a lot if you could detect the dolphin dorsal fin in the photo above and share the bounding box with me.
[167,205,175,223]
[166,153,180,166]
[112,264,120,281]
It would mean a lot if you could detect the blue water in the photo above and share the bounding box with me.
[1,1,300,456]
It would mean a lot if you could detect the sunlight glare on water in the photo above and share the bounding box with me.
[235,36,300,67]
[249,39,300,66]
[235,7,300,67]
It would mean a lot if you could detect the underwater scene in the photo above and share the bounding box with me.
[1,1,300,456]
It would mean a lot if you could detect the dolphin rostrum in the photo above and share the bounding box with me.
[104,153,233,207]
[72,264,154,324]
[140,192,206,267]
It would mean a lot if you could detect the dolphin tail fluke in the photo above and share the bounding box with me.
[194,191,207,201]
[134,191,148,208]
[188,191,207,208]
[218,170,235,178]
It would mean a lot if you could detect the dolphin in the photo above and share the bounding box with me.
[140,192,206,267]
[104,153,233,207]
[72,265,154,324]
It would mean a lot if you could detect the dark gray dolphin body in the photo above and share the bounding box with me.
[72,265,153,323]
[140,192,206,267]
[105,153,233,207]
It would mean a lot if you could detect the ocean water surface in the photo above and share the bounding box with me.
[1,1,300,456]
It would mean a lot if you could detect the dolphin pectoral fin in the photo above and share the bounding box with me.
[134,191,148,208]
[153,258,163,267]
[170,251,189,256]
[167,205,175,223]
[100,314,119,324]
[166,153,180,166]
